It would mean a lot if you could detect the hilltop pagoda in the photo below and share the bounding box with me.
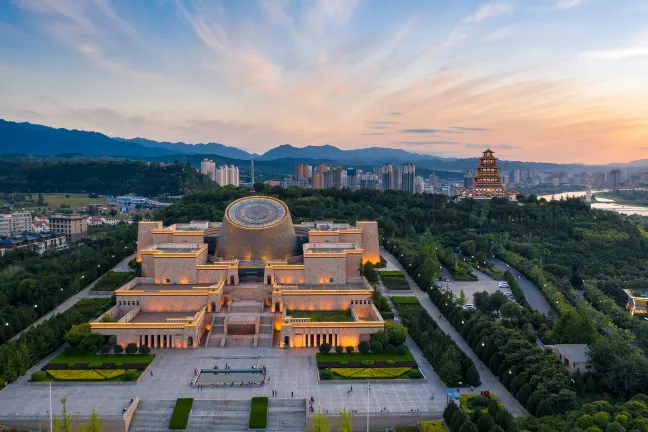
[460,149,514,200]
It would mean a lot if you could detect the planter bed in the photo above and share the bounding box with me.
[49,353,155,364]
[318,361,418,368]
[249,396,268,429]
[320,367,424,380]
[42,362,148,370]
[316,348,415,363]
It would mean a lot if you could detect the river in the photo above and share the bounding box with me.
[539,190,648,216]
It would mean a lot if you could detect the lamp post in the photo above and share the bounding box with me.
[49,381,53,432]
[366,378,370,432]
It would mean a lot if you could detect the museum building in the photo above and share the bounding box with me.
[91,196,384,349]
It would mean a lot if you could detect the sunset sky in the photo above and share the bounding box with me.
[1,0,647,164]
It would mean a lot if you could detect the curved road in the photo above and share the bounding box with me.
[488,258,551,316]
[380,248,528,416]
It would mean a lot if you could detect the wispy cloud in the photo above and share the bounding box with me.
[369,121,399,125]
[389,112,402,115]
[399,128,448,134]
[361,132,386,136]
[555,0,589,10]
[462,1,513,23]
[452,126,491,131]
[579,47,648,60]
[483,25,517,43]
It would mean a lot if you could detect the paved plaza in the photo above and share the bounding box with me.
[0,346,447,423]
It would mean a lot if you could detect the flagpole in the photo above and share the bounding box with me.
[366,379,369,432]
[49,381,53,432]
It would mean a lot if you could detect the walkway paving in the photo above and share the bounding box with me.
[10,254,135,341]
[380,248,529,416]
[488,258,551,316]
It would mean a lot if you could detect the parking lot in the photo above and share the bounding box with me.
[439,279,513,307]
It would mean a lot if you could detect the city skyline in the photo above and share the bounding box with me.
[1,0,647,164]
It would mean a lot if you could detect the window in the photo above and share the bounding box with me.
[136,301,140,305]
[585,365,592,370]
[329,278,334,283]
[165,278,171,284]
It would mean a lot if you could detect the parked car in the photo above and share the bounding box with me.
[462,304,475,310]
[498,281,509,288]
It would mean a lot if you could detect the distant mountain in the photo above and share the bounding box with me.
[115,137,257,160]
[257,144,446,164]
[0,120,172,157]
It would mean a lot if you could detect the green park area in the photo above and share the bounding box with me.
[91,271,135,292]
[316,346,415,364]
[379,271,410,290]
[41,193,106,207]
[169,398,194,429]
[287,309,353,322]
[49,353,155,365]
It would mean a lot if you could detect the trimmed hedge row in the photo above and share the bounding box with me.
[169,398,193,429]
[502,271,530,308]
[249,397,268,429]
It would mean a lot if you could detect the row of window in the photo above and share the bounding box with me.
[118,300,140,306]
[351,299,370,305]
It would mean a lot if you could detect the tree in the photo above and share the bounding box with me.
[309,409,331,432]
[125,343,138,354]
[113,344,123,354]
[460,240,477,256]
[488,291,507,314]
[319,343,331,354]
[465,364,480,387]
[52,397,76,432]
[370,342,383,354]
[78,408,104,432]
[457,289,467,306]
[345,346,354,354]
[549,308,598,344]
[138,345,151,355]
[37,193,45,206]
[336,408,353,432]
[335,345,344,354]
[460,421,479,432]
[474,291,492,312]
[358,341,370,354]
[436,348,462,385]
[383,321,408,346]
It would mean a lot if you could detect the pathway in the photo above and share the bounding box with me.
[488,258,551,316]
[10,254,135,341]
[379,248,528,416]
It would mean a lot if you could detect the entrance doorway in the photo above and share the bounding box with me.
[275,302,280,312]
[284,336,290,347]
[187,336,194,347]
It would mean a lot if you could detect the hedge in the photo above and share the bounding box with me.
[391,296,420,305]
[31,371,47,382]
[169,398,193,429]
[502,271,530,308]
[249,396,268,429]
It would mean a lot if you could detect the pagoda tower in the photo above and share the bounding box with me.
[470,149,506,198]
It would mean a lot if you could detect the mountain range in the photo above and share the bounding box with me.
[1,119,645,172]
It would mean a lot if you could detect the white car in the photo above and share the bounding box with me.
[462,304,475,310]
[498,281,509,288]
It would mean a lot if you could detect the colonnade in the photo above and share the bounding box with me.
[301,332,338,348]
[138,334,181,348]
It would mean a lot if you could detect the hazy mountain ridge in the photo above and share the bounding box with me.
[1,119,646,171]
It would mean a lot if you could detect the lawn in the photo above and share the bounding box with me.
[316,347,415,363]
[67,298,113,320]
[287,309,354,322]
[249,396,268,429]
[379,271,410,290]
[169,398,194,429]
[91,271,135,291]
[49,353,155,365]
[42,193,106,207]
[390,296,420,305]
[459,393,502,413]
[46,369,140,381]
[330,367,413,379]
[419,421,449,432]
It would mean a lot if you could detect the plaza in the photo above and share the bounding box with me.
[0,345,447,431]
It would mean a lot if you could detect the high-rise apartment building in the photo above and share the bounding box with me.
[513,169,521,184]
[200,158,216,181]
[592,172,607,188]
[402,163,416,192]
[215,165,240,187]
[0,211,32,236]
[608,169,621,188]
[346,168,357,190]
[295,163,311,183]
[324,165,343,189]
[48,213,87,243]
[359,173,379,189]
[429,173,439,189]
[312,163,327,189]
[413,176,425,194]
[393,167,403,190]
[381,164,393,190]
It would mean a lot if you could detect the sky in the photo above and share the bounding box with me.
[1,0,647,164]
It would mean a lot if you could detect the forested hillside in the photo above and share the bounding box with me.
[0,160,216,196]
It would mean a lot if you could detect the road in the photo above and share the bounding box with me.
[10,254,135,342]
[488,258,552,316]
[379,248,528,416]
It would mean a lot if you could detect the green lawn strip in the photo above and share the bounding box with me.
[91,271,135,291]
[316,348,414,363]
[390,296,420,305]
[169,398,194,429]
[249,396,268,429]
[49,353,155,365]
[287,309,354,322]
[379,271,410,290]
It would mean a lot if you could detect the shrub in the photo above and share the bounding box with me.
[361,360,375,367]
[249,397,268,429]
[319,369,332,380]
[32,371,47,381]
[335,345,344,354]
[169,398,193,429]
[125,370,139,381]
[115,362,123,368]
[397,345,405,355]
[358,341,370,354]
[319,343,331,354]
[408,369,423,379]
[125,343,138,354]
[384,344,396,355]
[382,311,395,320]
[100,345,111,354]
[386,360,396,366]
[113,344,123,354]
[139,345,151,355]
[371,342,383,354]
[340,361,349,366]
[88,362,103,368]
[67,363,77,367]
[467,395,491,411]
[345,346,354,354]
